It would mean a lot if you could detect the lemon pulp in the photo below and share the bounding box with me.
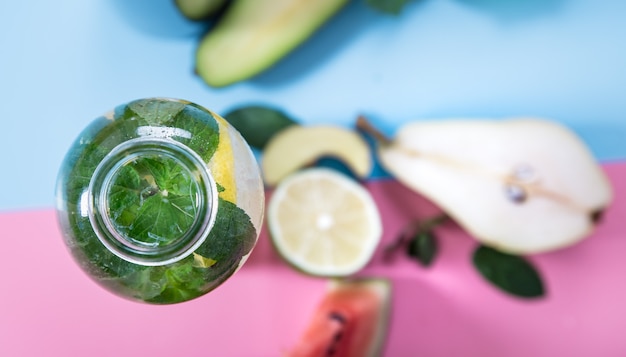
[268,168,382,276]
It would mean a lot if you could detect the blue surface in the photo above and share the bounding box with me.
[1,0,625,211]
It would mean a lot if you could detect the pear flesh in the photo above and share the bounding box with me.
[378,118,612,254]
[262,125,372,186]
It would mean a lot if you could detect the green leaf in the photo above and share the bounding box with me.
[169,105,220,162]
[121,267,168,300]
[127,98,186,126]
[365,0,413,15]
[143,199,257,304]
[196,198,257,265]
[60,98,259,304]
[407,231,438,266]
[223,105,297,149]
[472,245,545,298]
[107,156,199,247]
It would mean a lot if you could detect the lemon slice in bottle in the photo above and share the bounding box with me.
[267,168,382,277]
[207,114,237,203]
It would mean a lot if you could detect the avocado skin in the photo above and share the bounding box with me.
[174,0,230,21]
[195,0,349,87]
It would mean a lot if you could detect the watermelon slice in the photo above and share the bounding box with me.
[287,278,391,357]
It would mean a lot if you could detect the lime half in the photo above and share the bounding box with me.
[267,168,382,276]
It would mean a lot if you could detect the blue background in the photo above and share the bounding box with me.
[1,0,625,211]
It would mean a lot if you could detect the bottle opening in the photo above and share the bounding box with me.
[88,137,218,266]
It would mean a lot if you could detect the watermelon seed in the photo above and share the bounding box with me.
[329,311,346,324]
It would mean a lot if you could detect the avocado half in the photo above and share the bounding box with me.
[195,0,349,87]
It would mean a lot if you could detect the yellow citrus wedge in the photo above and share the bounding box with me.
[208,113,237,203]
[267,168,382,277]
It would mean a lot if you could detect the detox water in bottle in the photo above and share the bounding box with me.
[55,98,264,304]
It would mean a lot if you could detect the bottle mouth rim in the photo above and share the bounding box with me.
[87,137,218,266]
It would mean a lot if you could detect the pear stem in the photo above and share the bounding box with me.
[356,115,392,147]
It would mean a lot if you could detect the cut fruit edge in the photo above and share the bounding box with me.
[287,278,392,357]
[261,125,373,186]
[328,278,392,357]
[267,168,382,277]
[371,117,613,254]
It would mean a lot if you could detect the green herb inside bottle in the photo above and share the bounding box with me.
[56,98,263,304]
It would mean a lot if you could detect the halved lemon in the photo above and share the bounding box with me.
[267,168,382,277]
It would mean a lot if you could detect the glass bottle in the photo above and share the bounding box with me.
[55,98,264,304]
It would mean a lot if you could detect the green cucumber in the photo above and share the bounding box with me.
[195,0,349,87]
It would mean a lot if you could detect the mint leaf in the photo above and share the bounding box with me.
[407,231,437,267]
[66,190,257,304]
[121,268,167,300]
[384,215,446,264]
[223,105,297,149]
[196,198,257,270]
[142,199,257,304]
[365,0,414,15]
[59,98,255,304]
[170,104,220,161]
[472,245,545,298]
[107,156,199,247]
[127,99,186,125]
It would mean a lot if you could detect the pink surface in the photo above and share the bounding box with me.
[1,163,626,357]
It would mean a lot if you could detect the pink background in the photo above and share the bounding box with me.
[1,163,625,356]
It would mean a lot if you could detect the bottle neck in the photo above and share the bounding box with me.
[88,137,217,266]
